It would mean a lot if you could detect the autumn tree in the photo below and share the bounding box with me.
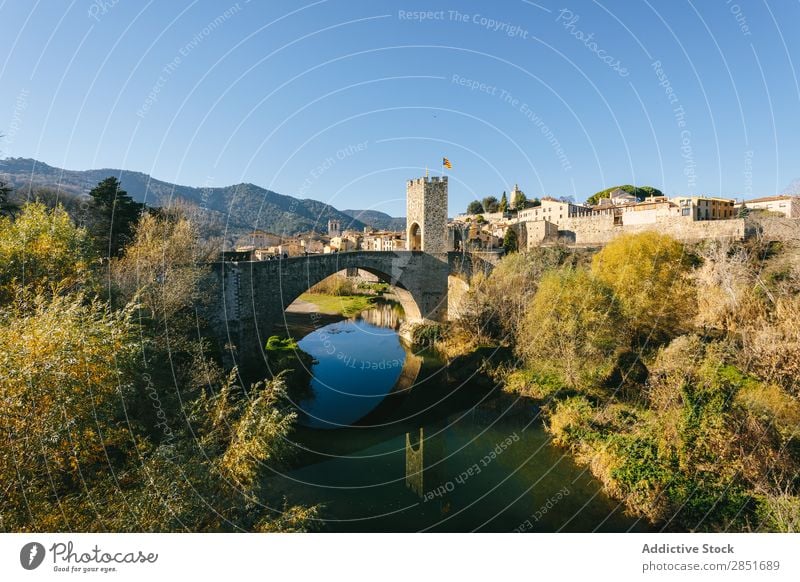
[517,267,623,390]
[0,202,95,303]
[112,211,208,323]
[455,247,573,344]
[591,232,695,346]
[0,200,317,532]
[0,293,141,530]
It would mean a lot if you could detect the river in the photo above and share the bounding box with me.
[268,298,648,532]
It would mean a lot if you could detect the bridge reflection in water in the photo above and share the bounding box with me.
[356,299,404,331]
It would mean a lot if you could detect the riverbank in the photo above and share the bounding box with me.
[298,292,375,316]
[448,236,800,533]
[280,299,347,339]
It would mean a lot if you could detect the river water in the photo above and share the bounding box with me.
[268,299,647,532]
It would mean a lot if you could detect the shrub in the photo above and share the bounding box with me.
[740,295,800,395]
[591,232,694,347]
[0,202,95,303]
[112,212,208,322]
[756,495,800,532]
[455,247,573,343]
[411,322,443,347]
[0,293,139,530]
[547,396,597,447]
[517,267,624,391]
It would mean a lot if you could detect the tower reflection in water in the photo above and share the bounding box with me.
[403,397,533,517]
[404,425,448,513]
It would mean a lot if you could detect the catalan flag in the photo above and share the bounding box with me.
[442,157,452,169]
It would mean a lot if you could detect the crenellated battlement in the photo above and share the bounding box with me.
[407,175,448,187]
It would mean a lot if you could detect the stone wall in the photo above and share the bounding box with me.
[521,220,558,249]
[744,214,800,242]
[557,215,745,246]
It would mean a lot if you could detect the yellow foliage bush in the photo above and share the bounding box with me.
[0,202,94,302]
[591,232,694,345]
[518,267,623,390]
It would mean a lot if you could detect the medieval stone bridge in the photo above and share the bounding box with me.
[205,250,498,373]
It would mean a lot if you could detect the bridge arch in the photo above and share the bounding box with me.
[209,251,453,374]
[282,265,423,322]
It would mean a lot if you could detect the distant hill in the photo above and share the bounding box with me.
[0,157,373,238]
[341,209,405,231]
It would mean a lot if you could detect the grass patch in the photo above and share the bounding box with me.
[299,292,375,317]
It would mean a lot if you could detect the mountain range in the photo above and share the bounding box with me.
[0,157,406,239]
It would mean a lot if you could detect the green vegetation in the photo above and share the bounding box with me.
[517,267,623,391]
[511,188,527,209]
[411,322,443,347]
[452,246,577,347]
[0,179,14,216]
[301,274,391,318]
[586,184,664,206]
[466,200,484,214]
[449,232,800,531]
[264,336,314,398]
[88,176,145,256]
[591,232,695,345]
[0,202,95,303]
[498,191,508,213]
[308,274,358,296]
[358,281,390,294]
[0,180,317,532]
[482,196,500,213]
[299,292,375,317]
[502,227,518,254]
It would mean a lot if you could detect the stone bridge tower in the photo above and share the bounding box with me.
[406,176,448,253]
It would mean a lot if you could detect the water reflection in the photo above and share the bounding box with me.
[275,299,648,532]
[296,301,418,428]
[276,389,648,531]
[357,299,404,330]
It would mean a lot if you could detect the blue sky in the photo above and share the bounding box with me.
[1,0,798,216]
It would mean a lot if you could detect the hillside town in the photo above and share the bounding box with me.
[233,182,800,259]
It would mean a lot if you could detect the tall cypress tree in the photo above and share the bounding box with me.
[499,191,508,213]
[88,177,144,257]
